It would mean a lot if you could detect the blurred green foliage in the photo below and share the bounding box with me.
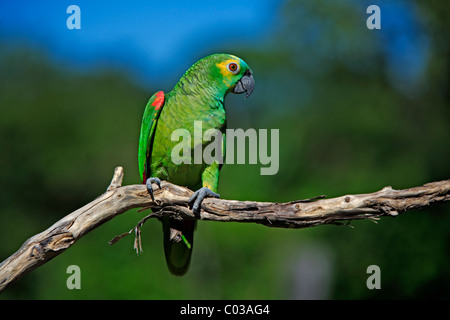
[1,0,449,299]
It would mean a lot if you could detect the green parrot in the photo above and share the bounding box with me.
[138,53,254,276]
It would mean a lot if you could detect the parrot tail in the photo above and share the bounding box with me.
[162,217,196,276]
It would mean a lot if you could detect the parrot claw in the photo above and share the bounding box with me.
[146,177,162,202]
[188,187,220,215]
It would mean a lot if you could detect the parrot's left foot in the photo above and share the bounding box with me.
[146,177,162,202]
[188,187,220,214]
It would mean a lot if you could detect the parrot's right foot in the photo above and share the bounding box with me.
[146,177,162,202]
[188,187,220,215]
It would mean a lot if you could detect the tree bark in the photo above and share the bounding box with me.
[0,166,449,293]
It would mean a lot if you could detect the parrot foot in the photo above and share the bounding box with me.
[188,187,220,214]
[145,177,162,202]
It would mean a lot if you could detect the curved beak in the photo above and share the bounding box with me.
[233,70,254,98]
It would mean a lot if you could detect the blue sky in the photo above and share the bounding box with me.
[0,0,281,84]
[0,0,430,92]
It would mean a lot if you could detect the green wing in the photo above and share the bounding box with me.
[138,91,165,183]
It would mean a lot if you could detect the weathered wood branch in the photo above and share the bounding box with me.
[0,166,449,292]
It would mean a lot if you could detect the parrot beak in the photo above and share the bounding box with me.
[233,70,254,98]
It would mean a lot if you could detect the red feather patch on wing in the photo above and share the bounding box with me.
[142,172,147,184]
[152,91,165,110]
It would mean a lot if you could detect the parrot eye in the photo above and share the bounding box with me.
[227,62,239,74]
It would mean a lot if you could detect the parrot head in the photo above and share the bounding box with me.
[177,53,254,99]
[213,53,255,98]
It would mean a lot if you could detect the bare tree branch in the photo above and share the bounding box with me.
[0,166,449,292]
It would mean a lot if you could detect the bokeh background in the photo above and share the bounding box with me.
[1,0,449,299]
